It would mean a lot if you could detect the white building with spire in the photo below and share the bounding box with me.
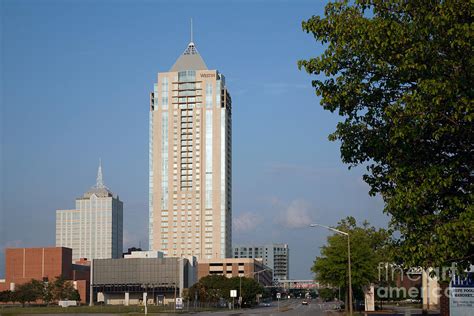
[56,161,123,261]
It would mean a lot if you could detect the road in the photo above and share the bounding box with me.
[18,299,342,316]
[200,299,340,315]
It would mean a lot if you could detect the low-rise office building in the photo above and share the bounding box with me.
[197,258,272,287]
[233,243,289,282]
[91,255,196,305]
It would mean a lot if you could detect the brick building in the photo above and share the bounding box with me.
[0,247,90,303]
[198,258,272,286]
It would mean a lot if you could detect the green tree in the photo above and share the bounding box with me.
[187,281,208,302]
[186,275,264,306]
[298,0,473,271]
[43,282,54,305]
[0,290,14,303]
[311,217,390,301]
[13,281,40,307]
[69,289,81,302]
[187,275,227,303]
[49,277,80,301]
[1,278,79,306]
[228,277,264,305]
[318,288,338,302]
[29,279,46,301]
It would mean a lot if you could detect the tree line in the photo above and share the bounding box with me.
[0,277,80,306]
[185,275,268,307]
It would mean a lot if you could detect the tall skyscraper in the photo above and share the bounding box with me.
[149,39,232,259]
[233,243,289,281]
[56,162,123,261]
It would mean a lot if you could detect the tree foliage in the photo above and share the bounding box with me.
[186,275,265,305]
[318,288,338,302]
[0,290,14,303]
[299,0,473,270]
[311,217,391,299]
[12,281,41,306]
[49,277,80,301]
[0,277,80,306]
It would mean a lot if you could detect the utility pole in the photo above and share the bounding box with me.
[310,223,353,316]
[347,234,353,316]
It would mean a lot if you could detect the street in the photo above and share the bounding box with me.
[199,299,339,315]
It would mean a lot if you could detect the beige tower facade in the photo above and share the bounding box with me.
[149,41,232,260]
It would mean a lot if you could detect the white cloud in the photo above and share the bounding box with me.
[233,212,263,233]
[277,199,314,229]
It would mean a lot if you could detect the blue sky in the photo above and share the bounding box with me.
[0,0,389,279]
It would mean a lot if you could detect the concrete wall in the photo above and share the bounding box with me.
[93,257,182,286]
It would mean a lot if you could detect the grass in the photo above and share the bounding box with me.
[0,304,220,314]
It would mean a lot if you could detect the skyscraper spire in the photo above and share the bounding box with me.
[190,18,193,44]
[84,158,112,197]
[96,158,105,188]
[170,19,207,71]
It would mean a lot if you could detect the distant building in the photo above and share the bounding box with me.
[91,256,197,305]
[122,247,142,257]
[56,161,123,261]
[197,258,272,287]
[233,244,289,281]
[148,38,233,260]
[0,247,90,303]
[123,250,164,259]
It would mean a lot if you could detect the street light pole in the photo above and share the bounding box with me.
[175,258,183,313]
[239,268,270,309]
[239,275,242,309]
[174,281,177,313]
[347,233,353,316]
[310,223,353,316]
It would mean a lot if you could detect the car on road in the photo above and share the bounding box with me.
[302,300,309,305]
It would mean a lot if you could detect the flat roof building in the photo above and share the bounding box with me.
[56,161,123,261]
[233,243,289,282]
[149,38,232,260]
[91,256,196,306]
[198,258,272,287]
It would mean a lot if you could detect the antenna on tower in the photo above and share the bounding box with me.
[190,18,193,43]
[96,158,105,188]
